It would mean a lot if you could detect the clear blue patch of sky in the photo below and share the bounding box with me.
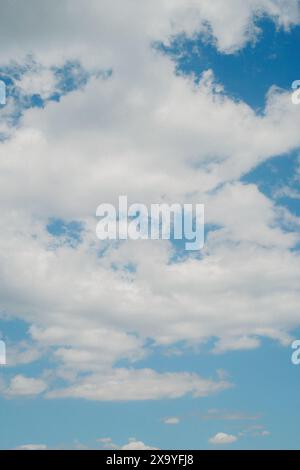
[47,218,83,240]
[158,19,300,111]
[243,152,300,217]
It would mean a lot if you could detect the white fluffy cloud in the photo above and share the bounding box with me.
[4,375,48,397]
[0,0,299,67]
[163,417,180,425]
[209,432,238,445]
[121,440,158,450]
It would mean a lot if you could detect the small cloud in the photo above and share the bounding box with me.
[163,417,180,425]
[209,432,238,445]
[97,437,119,450]
[202,408,260,421]
[97,437,158,450]
[97,437,113,444]
[16,444,47,450]
[216,369,230,380]
[213,336,261,354]
[5,375,47,397]
[241,425,271,438]
[121,440,158,450]
[73,439,89,450]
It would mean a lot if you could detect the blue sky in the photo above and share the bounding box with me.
[0,1,300,450]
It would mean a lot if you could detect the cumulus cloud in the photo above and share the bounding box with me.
[121,440,158,450]
[163,417,180,425]
[4,375,48,397]
[209,432,238,445]
[0,0,299,67]
[0,71,299,360]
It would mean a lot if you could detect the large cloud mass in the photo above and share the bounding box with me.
[0,0,300,400]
